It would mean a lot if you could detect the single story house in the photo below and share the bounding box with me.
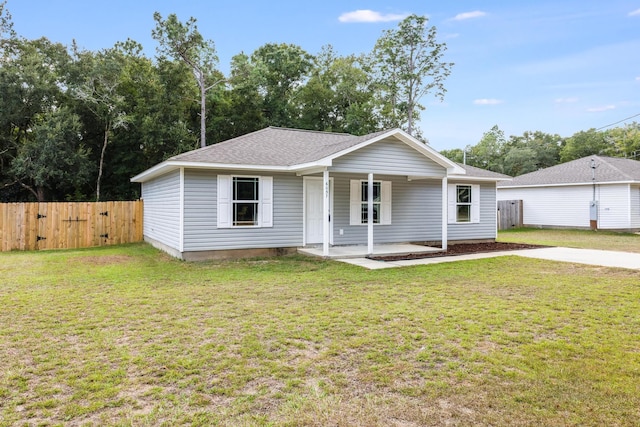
[497,155,640,231]
[131,127,509,260]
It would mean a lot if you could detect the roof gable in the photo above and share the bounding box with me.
[131,127,466,182]
[498,155,640,187]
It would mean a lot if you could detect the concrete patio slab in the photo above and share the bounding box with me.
[298,243,442,259]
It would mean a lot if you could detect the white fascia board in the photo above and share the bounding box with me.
[497,180,636,189]
[131,160,332,183]
[290,159,332,173]
[131,161,289,183]
[295,166,329,176]
[449,175,512,183]
[131,161,173,182]
[407,174,451,181]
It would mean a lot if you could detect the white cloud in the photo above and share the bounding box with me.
[555,97,579,103]
[628,8,640,16]
[587,105,616,112]
[636,76,640,81]
[338,10,408,23]
[453,11,487,21]
[474,98,503,105]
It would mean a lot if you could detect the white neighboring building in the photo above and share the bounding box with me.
[497,155,640,231]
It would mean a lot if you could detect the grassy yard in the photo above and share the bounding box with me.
[1,243,639,426]
[499,227,640,253]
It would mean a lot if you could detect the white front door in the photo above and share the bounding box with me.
[305,177,332,245]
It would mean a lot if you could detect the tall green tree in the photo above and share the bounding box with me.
[0,1,14,41]
[439,148,464,164]
[107,40,198,198]
[503,131,561,175]
[250,43,314,127]
[606,122,640,159]
[464,125,507,173]
[71,46,130,201]
[10,108,92,201]
[136,55,199,168]
[296,46,378,134]
[0,36,72,198]
[369,14,453,136]
[559,129,612,162]
[220,52,265,137]
[152,12,221,148]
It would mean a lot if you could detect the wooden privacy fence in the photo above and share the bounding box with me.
[497,200,523,230]
[0,201,143,252]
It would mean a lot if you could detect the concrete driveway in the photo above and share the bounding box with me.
[337,247,640,270]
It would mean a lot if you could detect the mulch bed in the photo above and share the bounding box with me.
[368,242,547,261]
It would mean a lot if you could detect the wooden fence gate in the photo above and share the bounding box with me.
[497,200,523,230]
[0,201,143,252]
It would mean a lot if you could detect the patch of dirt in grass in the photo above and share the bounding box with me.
[73,255,134,265]
[369,242,547,261]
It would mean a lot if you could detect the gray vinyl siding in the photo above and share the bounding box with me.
[331,174,443,245]
[330,137,446,177]
[182,170,303,251]
[631,185,640,229]
[141,170,181,250]
[448,182,497,241]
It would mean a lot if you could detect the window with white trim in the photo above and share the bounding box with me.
[217,175,273,228]
[350,179,391,225]
[361,181,381,224]
[448,183,480,224]
[233,177,259,226]
[455,185,472,222]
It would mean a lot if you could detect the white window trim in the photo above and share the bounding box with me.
[448,183,480,224]
[350,179,391,225]
[217,175,273,228]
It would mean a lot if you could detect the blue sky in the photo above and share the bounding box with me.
[6,0,640,151]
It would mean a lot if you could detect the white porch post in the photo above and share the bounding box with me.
[323,169,330,257]
[442,176,448,250]
[368,173,374,255]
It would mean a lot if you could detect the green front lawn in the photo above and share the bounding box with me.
[499,227,640,253]
[1,243,639,426]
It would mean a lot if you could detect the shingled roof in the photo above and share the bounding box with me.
[498,155,640,187]
[132,127,486,183]
[170,127,391,166]
[453,163,511,180]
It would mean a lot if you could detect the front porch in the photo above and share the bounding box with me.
[298,243,443,259]
[302,169,450,257]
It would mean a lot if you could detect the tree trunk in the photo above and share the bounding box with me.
[19,181,41,201]
[96,124,109,202]
[36,186,45,202]
[199,74,206,148]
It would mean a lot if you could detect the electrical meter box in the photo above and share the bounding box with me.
[590,201,598,221]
